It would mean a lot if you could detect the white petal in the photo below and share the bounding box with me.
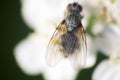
[14,33,77,80]
[43,59,77,80]
[92,59,120,80]
[14,33,49,75]
[92,21,105,35]
[84,35,97,68]
[21,0,62,34]
[95,24,120,57]
[102,0,120,25]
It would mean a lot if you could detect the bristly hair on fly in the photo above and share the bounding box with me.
[46,2,87,70]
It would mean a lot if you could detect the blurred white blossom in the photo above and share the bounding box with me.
[83,0,120,57]
[83,0,120,80]
[92,23,120,80]
[14,0,97,80]
[95,24,120,57]
[92,58,120,80]
[14,33,77,80]
[85,0,120,25]
[102,0,120,25]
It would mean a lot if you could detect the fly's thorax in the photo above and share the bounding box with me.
[65,12,81,31]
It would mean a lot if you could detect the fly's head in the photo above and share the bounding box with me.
[64,2,82,17]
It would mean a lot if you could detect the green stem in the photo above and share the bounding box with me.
[86,14,97,38]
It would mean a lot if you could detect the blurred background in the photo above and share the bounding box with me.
[1,0,112,80]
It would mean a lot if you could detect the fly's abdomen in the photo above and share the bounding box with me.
[61,32,79,56]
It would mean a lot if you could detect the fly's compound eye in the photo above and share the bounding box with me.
[73,3,82,12]
[77,5,82,12]
[67,4,72,10]
[73,3,77,7]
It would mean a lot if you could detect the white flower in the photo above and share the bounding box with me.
[92,58,120,80]
[102,0,120,25]
[95,24,120,57]
[14,33,96,80]
[92,24,120,80]
[83,0,120,56]
[84,1,120,79]
[14,33,77,80]
[14,0,96,80]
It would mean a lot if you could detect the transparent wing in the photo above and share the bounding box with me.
[46,20,67,66]
[68,26,87,70]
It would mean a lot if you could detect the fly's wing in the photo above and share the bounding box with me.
[68,26,87,70]
[46,20,67,66]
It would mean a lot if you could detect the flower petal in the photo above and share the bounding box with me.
[95,24,120,57]
[14,33,49,75]
[14,33,77,80]
[92,59,120,80]
[85,35,97,68]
